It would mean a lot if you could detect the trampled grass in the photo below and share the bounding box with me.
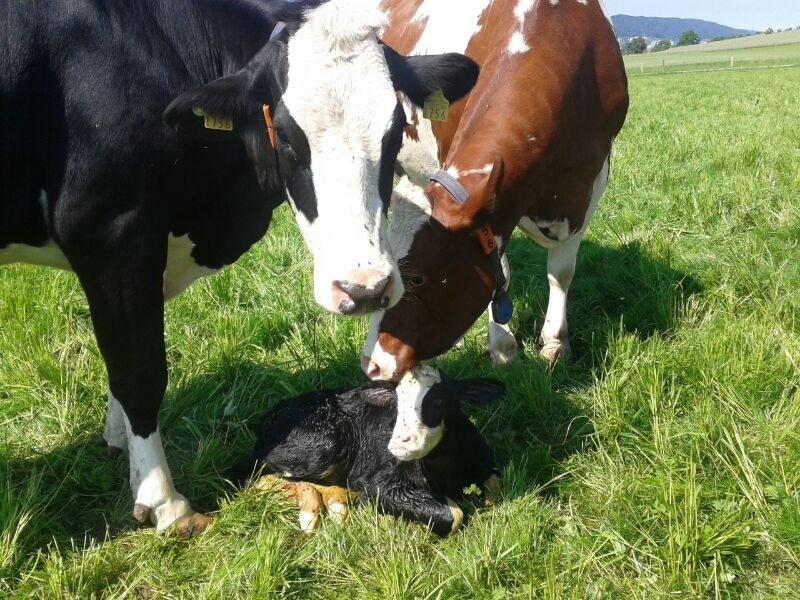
[1,66,799,597]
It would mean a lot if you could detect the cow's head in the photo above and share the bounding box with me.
[361,162,504,380]
[387,365,504,461]
[165,0,479,315]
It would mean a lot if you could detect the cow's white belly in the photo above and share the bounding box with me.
[0,241,72,270]
[0,235,219,301]
[163,234,220,301]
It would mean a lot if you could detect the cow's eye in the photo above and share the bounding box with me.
[409,275,426,287]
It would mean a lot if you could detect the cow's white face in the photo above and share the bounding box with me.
[388,365,444,461]
[278,1,405,315]
[165,1,480,316]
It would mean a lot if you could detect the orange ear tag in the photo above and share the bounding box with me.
[262,104,276,148]
[477,225,497,255]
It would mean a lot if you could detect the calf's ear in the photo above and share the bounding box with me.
[382,44,479,107]
[457,379,505,406]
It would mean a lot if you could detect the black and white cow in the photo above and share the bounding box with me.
[0,0,478,534]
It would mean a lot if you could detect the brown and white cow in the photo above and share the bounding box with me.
[362,0,629,380]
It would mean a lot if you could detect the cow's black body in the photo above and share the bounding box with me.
[1,0,306,434]
[231,380,500,536]
[0,0,480,532]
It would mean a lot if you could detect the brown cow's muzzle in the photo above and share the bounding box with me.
[360,333,417,381]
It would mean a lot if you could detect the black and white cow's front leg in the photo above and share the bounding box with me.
[486,252,518,365]
[67,233,209,535]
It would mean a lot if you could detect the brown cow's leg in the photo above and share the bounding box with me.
[539,235,581,363]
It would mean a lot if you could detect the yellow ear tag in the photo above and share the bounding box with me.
[203,113,233,131]
[423,89,449,122]
[192,107,233,131]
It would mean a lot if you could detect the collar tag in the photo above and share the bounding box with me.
[262,104,275,148]
[491,291,513,325]
[423,89,449,122]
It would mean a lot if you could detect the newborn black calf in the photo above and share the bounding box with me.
[231,366,504,535]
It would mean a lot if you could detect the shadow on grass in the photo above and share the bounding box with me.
[438,236,703,500]
[0,238,701,551]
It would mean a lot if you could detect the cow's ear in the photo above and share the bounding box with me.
[164,71,260,130]
[381,44,479,106]
[164,45,277,131]
[362,383,397,408]
[457,378,505,406]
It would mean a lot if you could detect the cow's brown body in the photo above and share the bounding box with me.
[362,0,629,380]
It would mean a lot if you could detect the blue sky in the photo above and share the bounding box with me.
[602,0,800,32]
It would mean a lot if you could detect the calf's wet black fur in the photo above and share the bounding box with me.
[230,370,503,536]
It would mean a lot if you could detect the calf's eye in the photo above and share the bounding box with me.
[409,275,426,287]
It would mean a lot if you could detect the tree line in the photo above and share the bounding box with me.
[622,27,800,55]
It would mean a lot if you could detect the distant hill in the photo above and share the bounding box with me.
[611,15,755,42]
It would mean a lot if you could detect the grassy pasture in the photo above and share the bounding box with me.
[624,30,800,74]
[1,65,800,597]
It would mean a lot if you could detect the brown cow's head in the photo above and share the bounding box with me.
[361,160,504,381]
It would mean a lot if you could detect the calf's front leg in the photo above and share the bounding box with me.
[375,487,463,536]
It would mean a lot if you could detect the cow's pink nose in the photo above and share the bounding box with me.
[401,435,412,443]
[332,271,390,315]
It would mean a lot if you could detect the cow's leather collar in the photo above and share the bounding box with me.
[270,21,287,42]
[429,170,513,325]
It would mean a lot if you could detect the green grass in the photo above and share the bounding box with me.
[624,30,800,74]
[2,66,800,597]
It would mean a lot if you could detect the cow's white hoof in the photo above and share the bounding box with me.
[487,325,518,365]
[539,338,571,364]
[132,495,196,533]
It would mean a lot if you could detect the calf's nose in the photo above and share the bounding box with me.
[333,272,390,315]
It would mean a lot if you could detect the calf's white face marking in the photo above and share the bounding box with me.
[281,0,403,314]
[388,365,443,461]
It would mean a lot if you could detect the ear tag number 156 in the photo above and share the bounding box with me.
[423,89,450,122]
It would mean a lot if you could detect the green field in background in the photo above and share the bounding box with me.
[625,29,800,74]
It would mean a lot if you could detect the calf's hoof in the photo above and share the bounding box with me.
[312,484,360,525]
[539,339,571,365]
[446,498,464,534]
[482,474,502,507]
[173,512,213,538]
[295,484,324,533]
